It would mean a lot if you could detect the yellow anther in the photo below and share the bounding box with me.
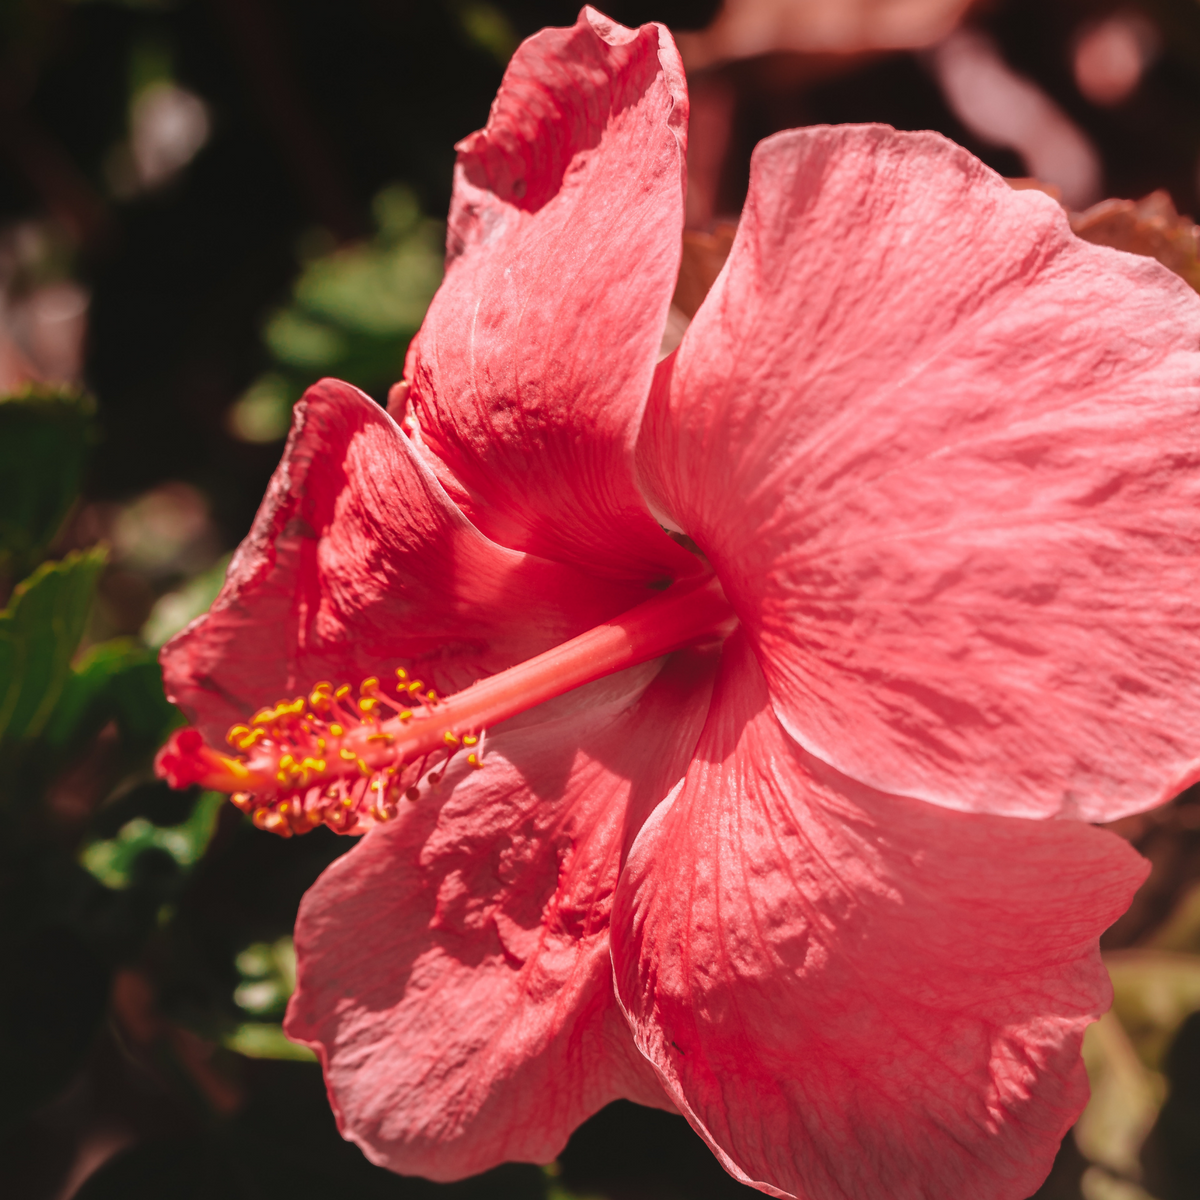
[462,734,478,746]
[398,710,413,722]
[467,753,483,769]
[406,680,424,693]
[279,801,290,814]
[329,723,344,737]
[278,754,295,770]
[361,676,379,693]
[426,690,438,702]
[335,684,351,699]
[276,770,290,784]
[357,759,372,776]
[288,697,306,715]
[370,780,382,792]
[443,731,460,747]
[395,667,408,681]
[359,696,378,714]
[342,796,354,808]
[316,737,326,752]
[237,729,265,750]
[252,708,276,726]
[367,732,394,743]
[300,757,325,774]
[227,724,251,745]
[339,748,358,761]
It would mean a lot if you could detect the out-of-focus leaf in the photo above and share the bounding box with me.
[0,386,95,579]
[142,553,230,648]
[1071,192,1200,294]
[223,374,293,444]
[91,779,199,838]
[1070,952,1200,1197]
[1079,1166,1161,1199]
[227,186,443,444]
[0,547,106,746]
[1107,950,1200,1071]
[43,635,179,755]
[1076,1011,1166,1178]
[232,935,296,1019]
[265,309,348,368]
[456,2,518,64]
[293,187,442,337]
[81,790,222,890]
[1147,882,1200,956]
[223,1022,315,1062]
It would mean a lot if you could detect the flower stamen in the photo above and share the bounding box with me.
[157,575,732,836]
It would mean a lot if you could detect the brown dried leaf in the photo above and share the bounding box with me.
[672,222,738,319]
[1006,179,1200,295]
[1070,190,1200,293]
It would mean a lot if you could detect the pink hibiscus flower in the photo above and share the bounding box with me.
[157,8,1200,1199]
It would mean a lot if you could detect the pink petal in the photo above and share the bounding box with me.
[611,632,1148,1200]
[284,647,717,1179]
[638,124,1200,820]
[404,8,696,582]
[161,378,650,744]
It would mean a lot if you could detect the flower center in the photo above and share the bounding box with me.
[157,575,733,837]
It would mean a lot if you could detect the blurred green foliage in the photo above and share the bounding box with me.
[0,391,186,1138]
[227,186,443,444]
[81,790,222,889]
[0,547,106,747]
[0,387,95,585]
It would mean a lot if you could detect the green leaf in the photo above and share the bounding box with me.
[142,552,230,648]
[223,1022,316,1062]
[81,790,222,890]
[44,635,180,755]
[226,187,444,447]
[0,547,106,745]
[0,386,96,579]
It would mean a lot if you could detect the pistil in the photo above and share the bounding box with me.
[157,575,733,836]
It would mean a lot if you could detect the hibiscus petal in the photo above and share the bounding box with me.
[284,647,717,1179]
[404,8,696,582]
[638,124,1200,819]
[161,378,648,744]
[611,632,1148,1200]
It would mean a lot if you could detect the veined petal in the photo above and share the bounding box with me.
[284,648,717,1179]
[638,124,1200,820]
[161,378,648,744]
[405,7,697,582]
[612,633,1147,1200]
